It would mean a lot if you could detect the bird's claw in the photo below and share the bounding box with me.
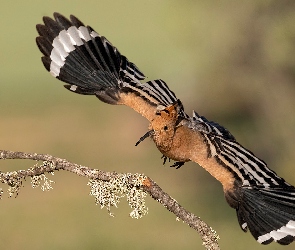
[170,161,185,169]
[161,155,184,169]
[161,155,170,165]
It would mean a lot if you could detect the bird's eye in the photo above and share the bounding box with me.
[163,125,168,131]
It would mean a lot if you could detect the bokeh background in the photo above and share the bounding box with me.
[1,1,295,249]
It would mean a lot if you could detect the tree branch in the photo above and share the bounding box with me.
[0,149,220,250]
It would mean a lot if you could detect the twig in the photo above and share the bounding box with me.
[0,149,220,250]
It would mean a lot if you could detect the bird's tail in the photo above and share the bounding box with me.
[230,184,295,245]
[36,12,145,105]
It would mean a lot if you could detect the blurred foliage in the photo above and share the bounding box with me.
[1,0,295,249]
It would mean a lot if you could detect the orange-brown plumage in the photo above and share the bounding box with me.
[119,92,157,122]
[149,104,236,191]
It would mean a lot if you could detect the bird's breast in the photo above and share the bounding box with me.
[152,126,194,162]
[153,125,237,191]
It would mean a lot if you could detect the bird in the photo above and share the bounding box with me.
[36,12,295,245]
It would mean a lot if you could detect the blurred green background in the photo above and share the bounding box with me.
[1,0,295,249]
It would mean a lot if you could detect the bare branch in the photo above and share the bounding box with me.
[0,149,220,250]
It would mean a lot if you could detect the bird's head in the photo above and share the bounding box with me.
[149,101,183,151]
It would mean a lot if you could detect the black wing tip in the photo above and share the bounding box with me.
[235,186,295,245]
[39,15,61,39]
[36,23,46,36]
[53,12,72,29]
[42,15,55,26]
[36,12,146,104]
[69,14,85,27]
[41,12,67,21]
[37,12,82,41]
[277,235,295,245]
[53,12,63,19]
[36,36,52,56]
[41,56,51,72]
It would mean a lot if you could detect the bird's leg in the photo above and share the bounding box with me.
[170,161,185,169]
[161,155,172,165]
[135,130,154,146]
[161,155,168,165]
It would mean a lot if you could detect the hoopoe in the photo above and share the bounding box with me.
[36,13,295,245]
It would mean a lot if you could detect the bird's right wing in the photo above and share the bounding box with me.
[36,13,187,122]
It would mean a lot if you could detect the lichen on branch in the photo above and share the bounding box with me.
[88,173,148,218]
[0,149,220,250]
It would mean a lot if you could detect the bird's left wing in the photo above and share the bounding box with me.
[36,13,186,121]
[185,111,288,187]
[185,111,295,245]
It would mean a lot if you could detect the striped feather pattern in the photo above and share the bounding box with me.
[188,111,288,187]
[191,111,235,140]
[216,137,288,187]
[187,110,295,244]
[124,79,188,117]
[36,13,185,114]
[238,187,295,245]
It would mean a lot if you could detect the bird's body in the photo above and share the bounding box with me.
[36,13,295,245]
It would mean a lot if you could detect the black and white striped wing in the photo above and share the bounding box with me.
[188,111,289,187]
[36,13,187,121]
[188,111,235,140]
[125,79,188,118]
[215,137,295,244]
[239,186,295,245]
[36,13,144,93]
[186,111,295,244]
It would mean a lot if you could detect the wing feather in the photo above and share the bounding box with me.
[36,13,185,120]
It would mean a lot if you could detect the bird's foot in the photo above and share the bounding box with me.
[170,161,185,169]
[161,155,185,169]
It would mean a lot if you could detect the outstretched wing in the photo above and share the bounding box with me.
[186,111,287,188]
[36,12,186,121]
[189,111,236,140]
[185,111,295,244]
